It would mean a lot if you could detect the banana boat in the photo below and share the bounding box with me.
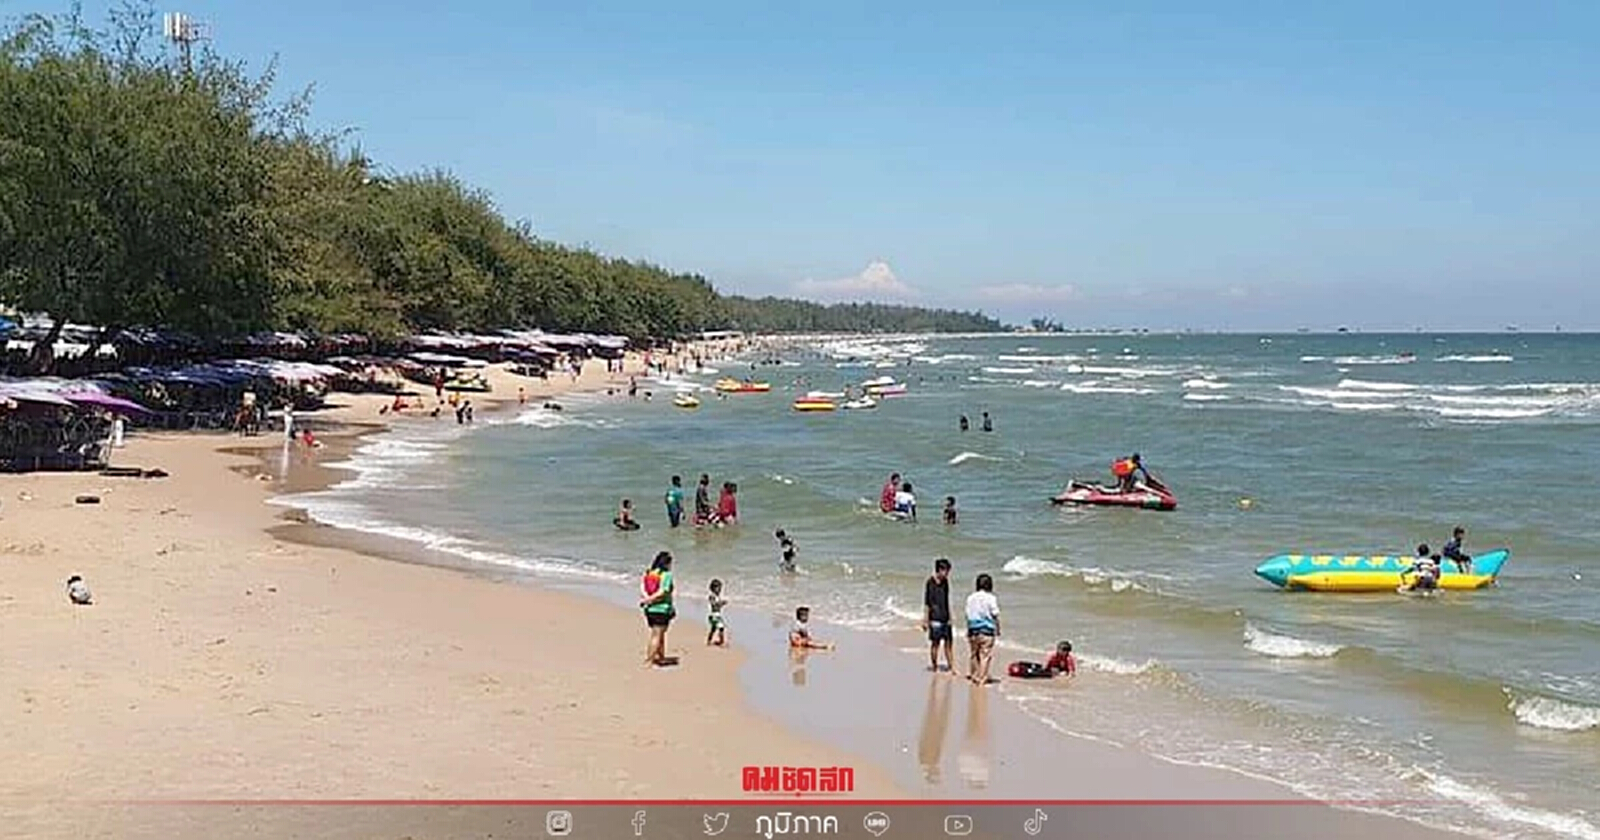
[1254,549,1509,592]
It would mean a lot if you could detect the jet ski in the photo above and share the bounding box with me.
[1051,477,1177,511]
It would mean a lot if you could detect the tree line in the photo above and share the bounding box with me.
[0,4,1001,360]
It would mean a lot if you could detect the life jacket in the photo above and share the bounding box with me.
[1111,459,1134,478]
[1008,661,1051,679]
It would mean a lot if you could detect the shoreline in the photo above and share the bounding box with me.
[2,348,1465,839]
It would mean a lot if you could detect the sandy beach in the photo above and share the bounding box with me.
[0,352,900,839]
[2,346,1467,840]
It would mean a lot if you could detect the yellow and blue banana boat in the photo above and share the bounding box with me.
[1255,549,1509,592]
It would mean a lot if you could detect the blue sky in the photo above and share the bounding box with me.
[15,1,1600,329]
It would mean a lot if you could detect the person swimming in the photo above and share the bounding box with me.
[775,528,797,573]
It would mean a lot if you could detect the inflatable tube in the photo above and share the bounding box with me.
[1254,549,1509,592]
[792,399,837,412]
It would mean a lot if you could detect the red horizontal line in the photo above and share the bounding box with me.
[104,799,1419,807]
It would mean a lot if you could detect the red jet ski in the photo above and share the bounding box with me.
[1051,477,1177,511]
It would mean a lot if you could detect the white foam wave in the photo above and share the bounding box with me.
[1182,393,1230,402]
[998,354,1081,363]
[1067,364,1174,378]
[1337,378,1419,392]
[270,494,632,585]
[1060,382,1160,395]
[1079,653,1161,675]
[512,407,585,428]
[1506,691,1600,732]
[1429,406,1554,420]
[1182,378,1229,389]
[1243,624,1343,658]
[1422,770,1600,840]
[1299,355,1327,362]
[1020,379,1061,388]
[1437,354,1514,363]
[949,451,1000,466]
[1334,355,1416,366]
[982,366,1035,375]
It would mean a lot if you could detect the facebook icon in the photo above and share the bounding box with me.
[632,810,647,836]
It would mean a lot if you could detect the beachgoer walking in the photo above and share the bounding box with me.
[707,579,728,646]
[965,573,1000,685]
[640,551,676,666]
[923,558,955,672]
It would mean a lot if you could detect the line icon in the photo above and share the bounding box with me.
[632,809,647,836]
[1024,808,1048,836]
[863,811,891,836]
[544,810,572,837]
[944,814,974,835]
[702,812,729,836]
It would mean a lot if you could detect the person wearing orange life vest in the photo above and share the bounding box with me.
[1111,453,1150,493]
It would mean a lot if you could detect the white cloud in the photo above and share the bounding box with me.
[794,260,918,302]
[974,283,1081,305]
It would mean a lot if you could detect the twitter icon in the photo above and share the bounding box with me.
[703,812,730,836]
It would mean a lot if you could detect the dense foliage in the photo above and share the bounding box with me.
[0,5,1001,355]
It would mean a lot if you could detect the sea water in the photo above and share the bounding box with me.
[282,333,1600,840]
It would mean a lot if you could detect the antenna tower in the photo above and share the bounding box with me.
[162,12,210,74]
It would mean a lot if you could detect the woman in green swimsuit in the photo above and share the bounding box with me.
[640,551,676,666]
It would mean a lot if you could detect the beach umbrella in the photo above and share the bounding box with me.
[64,392,152,415]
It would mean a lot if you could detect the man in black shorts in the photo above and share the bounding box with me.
[922,558,955,672]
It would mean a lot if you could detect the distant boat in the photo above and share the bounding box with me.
[1336,326,1350,333]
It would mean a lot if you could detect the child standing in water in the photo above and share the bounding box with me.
[943,496,958,525]
[706,579,728,646]
[775,529,797,573]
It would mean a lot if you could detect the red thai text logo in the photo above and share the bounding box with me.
[742,766,854,795]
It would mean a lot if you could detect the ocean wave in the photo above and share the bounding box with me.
[1066,364,1174,378]
[993,638,1160,676]
[1421,769,1600,840]
[1334,355,1416,366]
[766,473,796,485]
[269,494,633,585]
[982,366,1036,375]
[1182,393,1230,402]
[512,407,587,428]
[1061,381,1160,395]
[1299,355,1327,362]
[1001,556,1170,592]
[1427,405,1554,420]
[998,354,1081,363]
[949,451,1001,466]
[1337,378,1419,392]
[1182,378,1228,389]
[1243,623,1343,658]
[1436,354,1514,363]
[1020,379,1061,388]
[1279,385,1393,400]
[1506,690,1600,732]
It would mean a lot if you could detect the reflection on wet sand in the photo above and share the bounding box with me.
[789,646,810,688]
[958,683,991,788]
[916,675,953,784]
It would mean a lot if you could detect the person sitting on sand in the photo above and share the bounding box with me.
[614,499,641,531]
[707,579,728,646]
[879,472,901,513]
[1047,641,1078,677]
[1441,526,1472,573]
[1402,543,1441,592]
[789,606,833,650]
[943,496,958,525]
